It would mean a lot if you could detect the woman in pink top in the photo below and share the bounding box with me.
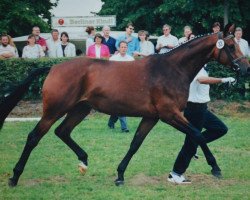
[87,33,110,59]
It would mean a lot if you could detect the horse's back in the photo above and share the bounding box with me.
[42,57,94,111]
[42,56,158,117]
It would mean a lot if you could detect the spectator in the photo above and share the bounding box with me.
[168,67,235,184]
[0,34,19,59]
[47,29,60,58]
[32,26,47,52]
[56,32,76,57]
[22,34,45,58]
[179,26,195,45]
[7,35,19,57]
[102,25,117,54]
[134,30,154,57]
[85,26,96,55]
[234,27,249,57]
[115,23,139,56]
[87,33,110,59]
[212,22,221,34]
[108,41,134,132]
[156,24,178,54]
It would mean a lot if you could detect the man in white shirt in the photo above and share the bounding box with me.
[0,35,18,59]
[46,29,60,58]
[234,27,249,57]
[108,41,134,132]
[156,24,178,54]
[110,41,134,62]
[168,67,235,184]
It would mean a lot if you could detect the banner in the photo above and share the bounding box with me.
[52,16,116,27]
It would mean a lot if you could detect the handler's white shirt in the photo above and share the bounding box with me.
[188,68,210,103]
[109,53,134,61]
[234,38,249,56]
[156,34,178,54]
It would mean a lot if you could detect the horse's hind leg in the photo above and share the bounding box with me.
[54,102,91,175]
[115,117,159,186]
[9,117,56,187]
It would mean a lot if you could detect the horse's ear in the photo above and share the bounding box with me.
[223,23,235,36]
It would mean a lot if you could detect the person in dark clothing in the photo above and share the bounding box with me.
[168,67,235,184]
[102,26,117,54]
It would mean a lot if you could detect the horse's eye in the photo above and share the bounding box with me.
[229,45,235,51]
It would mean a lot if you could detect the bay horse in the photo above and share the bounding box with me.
[0,25,249,187]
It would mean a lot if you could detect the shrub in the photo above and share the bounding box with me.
[207,61,250,101]
[0,58,69,99]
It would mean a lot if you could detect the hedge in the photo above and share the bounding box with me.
[207,61,250,100]
[0,58,70,100]
[0,57,249,101]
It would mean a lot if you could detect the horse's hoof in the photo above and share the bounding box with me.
[78,162,88,175]
[8,178,17,187]
[115,179,124,186]
[211,169,223,179]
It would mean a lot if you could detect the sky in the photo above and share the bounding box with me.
[51,0,103,16]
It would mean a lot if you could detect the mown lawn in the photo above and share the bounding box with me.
[0,113,249,200]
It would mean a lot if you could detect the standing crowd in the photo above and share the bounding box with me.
[0,23,249,59]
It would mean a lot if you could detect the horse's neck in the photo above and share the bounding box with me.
[168,35,217,81]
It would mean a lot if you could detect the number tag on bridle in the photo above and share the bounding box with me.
[216,39,225,49]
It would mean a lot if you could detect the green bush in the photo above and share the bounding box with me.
[208,61,250,101]
[0,57,249,100]
[0,58,70,99]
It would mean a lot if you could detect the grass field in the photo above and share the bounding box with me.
[0,112,249,200]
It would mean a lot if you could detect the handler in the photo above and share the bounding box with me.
[168,66,235,184]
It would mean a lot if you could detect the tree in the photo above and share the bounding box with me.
[98,0,250,40]
[0,0,58,37]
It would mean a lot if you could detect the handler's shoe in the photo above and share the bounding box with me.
[168,172,191,184]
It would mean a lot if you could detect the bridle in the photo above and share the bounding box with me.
[217,32,246,72]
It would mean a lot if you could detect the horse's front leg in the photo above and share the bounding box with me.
[160,110,222,178]
[115,117,159,186]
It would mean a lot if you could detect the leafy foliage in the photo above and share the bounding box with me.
[0,0,58,37]
[99,0,250,38]
[208,61,250,100]
[0,58,69,100]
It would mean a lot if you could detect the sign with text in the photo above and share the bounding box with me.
[52,16,116,27]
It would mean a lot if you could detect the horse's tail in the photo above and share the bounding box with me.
[0,67,51,130]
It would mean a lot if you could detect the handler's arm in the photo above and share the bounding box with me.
[197,77,235,84]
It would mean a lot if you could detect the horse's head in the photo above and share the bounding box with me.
[213,24,250,76]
